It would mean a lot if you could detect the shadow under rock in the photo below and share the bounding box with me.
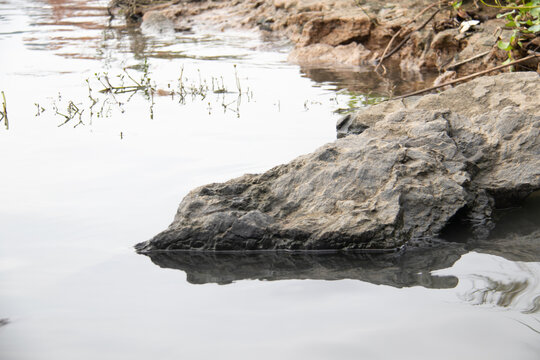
[468,191,540,263]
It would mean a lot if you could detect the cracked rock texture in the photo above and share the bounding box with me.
[136,72,540,252]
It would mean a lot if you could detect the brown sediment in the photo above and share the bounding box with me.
[108,0,539,85]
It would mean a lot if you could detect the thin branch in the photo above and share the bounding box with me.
[375,1,446,71]
[391,54,539,100]
[479,0,540,10]
[379,9,441,66]
[444,50,492,70]
[355,1,380,26]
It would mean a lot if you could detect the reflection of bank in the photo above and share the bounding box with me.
[24,0,111,59]
[43,0,105,22]
[140,192,540,315]
[298,62,440,98]
[28,0,162,64]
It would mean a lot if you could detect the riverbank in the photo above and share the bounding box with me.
[109,0,540,85]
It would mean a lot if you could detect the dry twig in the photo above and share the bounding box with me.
[444,50,492,70]
[391,54,539,100]
[375,1,446,71]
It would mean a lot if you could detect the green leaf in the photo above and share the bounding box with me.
[452,1,463,10]
[497,41,513,51]
[528,23,540,32]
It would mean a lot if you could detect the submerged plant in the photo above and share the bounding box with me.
[97,58,155,96]
[35,61,252,128]
[35,103,45,116]
[54,100,84,127]
[333,91,387,114]
[1,91,8,130]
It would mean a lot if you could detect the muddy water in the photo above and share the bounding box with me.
[0,1,539,359]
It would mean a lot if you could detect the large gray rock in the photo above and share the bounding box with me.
[136,72,540,252]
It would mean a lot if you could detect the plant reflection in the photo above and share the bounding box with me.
[461,274,539,313]
[515,318,540,335]
[440,192,540,314]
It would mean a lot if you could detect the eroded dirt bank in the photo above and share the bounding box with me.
[109,0,540,85]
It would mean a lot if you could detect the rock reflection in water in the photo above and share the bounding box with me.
[141,192,540,293]
[145,246,463,288]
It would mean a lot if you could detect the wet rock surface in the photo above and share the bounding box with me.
[136,72,540,252]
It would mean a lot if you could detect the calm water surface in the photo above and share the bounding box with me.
[0,1,539,359]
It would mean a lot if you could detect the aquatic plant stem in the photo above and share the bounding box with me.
[1,91,7,130]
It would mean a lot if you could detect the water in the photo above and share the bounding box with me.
[0,1,539,359]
